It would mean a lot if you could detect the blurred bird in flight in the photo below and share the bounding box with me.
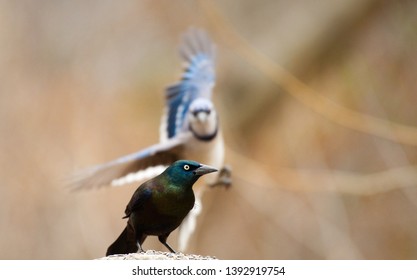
[71,27,231,251]
[106,160,217,256]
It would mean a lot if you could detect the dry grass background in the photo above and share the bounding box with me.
[1,0,417,259]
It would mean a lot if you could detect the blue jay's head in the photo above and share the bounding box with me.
[164,160,218,187]
[188,98,218,140]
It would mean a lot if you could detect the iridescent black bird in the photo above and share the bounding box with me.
[106,160,217,256]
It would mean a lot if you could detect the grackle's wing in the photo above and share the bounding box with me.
[123,184,154,218]
[161,28,216,140]
[68,137,185,191]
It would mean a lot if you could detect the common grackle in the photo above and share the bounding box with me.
[106,160,217,256]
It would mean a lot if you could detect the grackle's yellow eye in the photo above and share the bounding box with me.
[183,164,190,171]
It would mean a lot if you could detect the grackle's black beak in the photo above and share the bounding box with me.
[194,164,217,176]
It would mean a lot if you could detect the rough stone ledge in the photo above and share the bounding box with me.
[99,250,217,260]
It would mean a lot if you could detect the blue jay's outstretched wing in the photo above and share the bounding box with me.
[69,137,185,191]
[162,28,216,140]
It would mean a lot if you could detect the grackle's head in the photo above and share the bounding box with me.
[163,160,217,187]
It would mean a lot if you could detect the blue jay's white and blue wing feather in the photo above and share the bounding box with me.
[162,28,216,140]
[69,137,185,191]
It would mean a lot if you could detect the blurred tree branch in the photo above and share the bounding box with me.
[200,0,417,147]
[228,147,417,195]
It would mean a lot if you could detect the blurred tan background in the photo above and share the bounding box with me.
[1,0,417,259]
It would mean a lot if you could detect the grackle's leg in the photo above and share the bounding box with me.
[137,233,147,253]
[158,234,176,253]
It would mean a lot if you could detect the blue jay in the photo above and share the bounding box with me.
[71,28,231,251]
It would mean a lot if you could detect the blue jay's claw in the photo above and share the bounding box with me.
[208,165,232,189]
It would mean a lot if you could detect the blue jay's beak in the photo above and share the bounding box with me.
[196,111,208,122]
[194,164,218,176]
[192,109,211,122]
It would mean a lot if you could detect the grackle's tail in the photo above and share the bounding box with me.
[106,225,138,256]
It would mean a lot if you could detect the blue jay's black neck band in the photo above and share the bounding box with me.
[189,124,218,142]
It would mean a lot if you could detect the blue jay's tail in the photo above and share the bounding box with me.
[178,190,204,251]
